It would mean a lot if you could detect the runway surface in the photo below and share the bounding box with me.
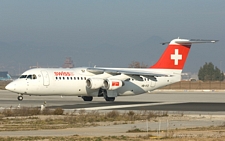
[1,90,225,113]
[1,90,225,137]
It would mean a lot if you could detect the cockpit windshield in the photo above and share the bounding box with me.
[19,74,37,79]
[19,75,27,79]
[27,75,32,79]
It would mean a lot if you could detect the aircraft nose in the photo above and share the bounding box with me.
[5,82,15,91]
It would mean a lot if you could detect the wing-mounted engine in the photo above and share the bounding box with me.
[103,79,124,90]
[86,78,104,89]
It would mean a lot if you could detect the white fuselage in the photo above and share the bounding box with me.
[6,67,181,97]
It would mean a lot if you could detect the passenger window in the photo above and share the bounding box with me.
[74,77,76,80]
[63,77,65,80]
[56,77,58,80]
[59,77,61,80]
[67,77,69,80]
[84,77,86,80]
[81,77,83,80]
[77,77,79,80]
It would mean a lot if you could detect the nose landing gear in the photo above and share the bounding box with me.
[17,95,23,101]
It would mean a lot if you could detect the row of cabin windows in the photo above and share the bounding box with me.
[127,78,152,81]
[19,75,152,81]
[55,77,86,80]
[55,77,151,81]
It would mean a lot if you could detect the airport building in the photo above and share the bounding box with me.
[63,57,74,68]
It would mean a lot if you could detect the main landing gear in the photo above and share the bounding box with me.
[82,96,93,101]
[103,94,115,102]
[99,88,115,102]
[17,95,23,101]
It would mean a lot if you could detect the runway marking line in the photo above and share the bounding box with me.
[65,102,187,111]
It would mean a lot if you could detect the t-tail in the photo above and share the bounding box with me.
[150,38,218,73]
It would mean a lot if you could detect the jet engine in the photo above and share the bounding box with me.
[103,79,124,90]
[86,78,104,89]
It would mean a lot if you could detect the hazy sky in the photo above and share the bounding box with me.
[0,0,225,75]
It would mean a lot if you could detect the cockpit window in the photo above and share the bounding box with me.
[19,75,27,79]
[32,74,37,79]
[19,74,37,79]
[27,75,32,79]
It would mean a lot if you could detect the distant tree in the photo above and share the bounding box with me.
[198,62,224,81]
[129,61,148,68]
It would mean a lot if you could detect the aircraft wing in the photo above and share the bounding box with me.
[86,67,168,77]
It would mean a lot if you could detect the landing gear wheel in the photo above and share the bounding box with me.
[82,96,93,101]
[104,94,115,102]
[17,96,23,101]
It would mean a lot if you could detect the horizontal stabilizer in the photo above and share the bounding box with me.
[161,39,218,45]
[175,39,219,45]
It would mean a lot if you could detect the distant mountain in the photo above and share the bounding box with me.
[0,36,170,75]
[125,36,166,66]
[1,36,223,75]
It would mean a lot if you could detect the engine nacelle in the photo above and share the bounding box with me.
[86,78,104,89]
[103,79,124,90]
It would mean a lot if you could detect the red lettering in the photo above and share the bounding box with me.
[54,72,74,76]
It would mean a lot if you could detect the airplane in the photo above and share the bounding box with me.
[5,38,218,102]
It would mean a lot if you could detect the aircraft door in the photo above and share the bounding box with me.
[151,80,156,87]
[41,71,50,86]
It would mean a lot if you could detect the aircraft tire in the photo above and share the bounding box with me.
[18,96,23,101]
[108,97,115,101]
[103,94,115,102]
[82,96,93,101]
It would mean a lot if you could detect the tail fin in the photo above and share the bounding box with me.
[150,38,218,70]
